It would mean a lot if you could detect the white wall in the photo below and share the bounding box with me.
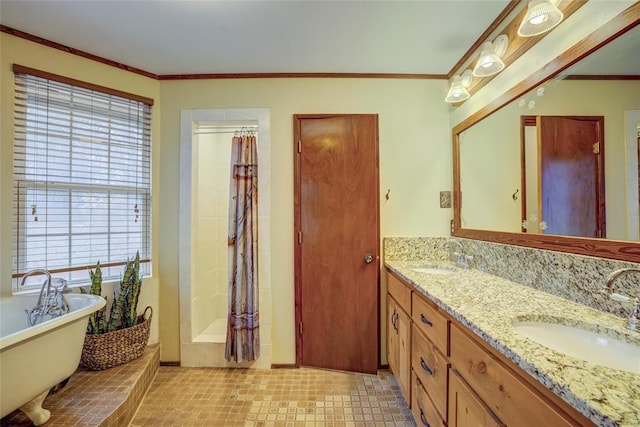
[524,126,540,234]
[625,110,640,241]
[160,78,452,363]
[191,131,232,338]
[458,101,521,232]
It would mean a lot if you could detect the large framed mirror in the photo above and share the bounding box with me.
[453,10,640,263]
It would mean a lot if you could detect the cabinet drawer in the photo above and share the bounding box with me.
[387,271,411,313]
[412,371,445,427]
[412,293,449,355]
[412,325,449,422]
[450,324,578,427]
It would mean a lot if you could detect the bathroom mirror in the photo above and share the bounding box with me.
[453,17,640,263]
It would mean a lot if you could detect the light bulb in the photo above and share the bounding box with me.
[518,0,563,37]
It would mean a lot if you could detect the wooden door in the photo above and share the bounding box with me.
[294,114,379,374]
[537,116,605,238]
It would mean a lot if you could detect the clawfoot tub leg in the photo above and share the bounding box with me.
[19,390,51,426]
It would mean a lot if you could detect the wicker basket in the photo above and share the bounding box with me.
[80,306,152,371]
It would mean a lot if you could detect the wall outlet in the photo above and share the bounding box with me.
[440,191,452,208]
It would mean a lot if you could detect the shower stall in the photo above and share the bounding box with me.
[179,109,271,368]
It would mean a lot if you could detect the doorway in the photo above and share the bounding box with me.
[294,114,380,374]
[178,108,272,368]
[521,115,605,238]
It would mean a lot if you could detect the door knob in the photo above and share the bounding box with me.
[364,253,374,264]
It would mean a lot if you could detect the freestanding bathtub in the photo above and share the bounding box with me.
[0,292,105,425]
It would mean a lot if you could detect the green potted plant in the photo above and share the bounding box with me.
[80,252,152,370]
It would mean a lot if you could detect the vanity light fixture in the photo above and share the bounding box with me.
[445,70,473,103]
[473,35,508,78]
[518,0,564,37]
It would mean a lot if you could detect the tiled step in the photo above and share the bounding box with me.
[2,344,159,426]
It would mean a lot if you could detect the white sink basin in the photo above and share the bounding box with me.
[513,321,640,374]
[411,266,457,275]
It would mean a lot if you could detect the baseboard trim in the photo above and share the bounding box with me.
[160,361,181,367]
[271,363,298,369]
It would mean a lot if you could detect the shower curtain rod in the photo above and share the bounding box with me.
[196,124,258,129]
[194,130,257,135]
[194,124,258,135]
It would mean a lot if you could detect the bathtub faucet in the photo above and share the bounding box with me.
[21,269,70,326]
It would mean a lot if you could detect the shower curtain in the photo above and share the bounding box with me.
[225,133,259,362]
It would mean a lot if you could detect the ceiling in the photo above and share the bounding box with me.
[0,0,511,76]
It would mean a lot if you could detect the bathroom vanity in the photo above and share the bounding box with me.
[385,261,640,427]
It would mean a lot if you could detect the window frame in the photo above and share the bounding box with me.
[12,65,153,292]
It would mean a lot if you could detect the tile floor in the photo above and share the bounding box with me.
[130,367,416,427]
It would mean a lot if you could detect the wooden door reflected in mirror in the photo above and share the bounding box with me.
[521,116,606,238]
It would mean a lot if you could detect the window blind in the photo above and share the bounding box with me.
[13,68,152,290]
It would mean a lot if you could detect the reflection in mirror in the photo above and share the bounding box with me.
[521,115,606,238]
[458,24,639,242]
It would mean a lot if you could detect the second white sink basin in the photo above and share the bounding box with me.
[513,321,640,374]
[411,266,457,275]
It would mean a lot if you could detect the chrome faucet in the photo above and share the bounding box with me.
[20,269,70,326]
[603,268,640,333]
[444,239,472,269]
[20,268,52,303]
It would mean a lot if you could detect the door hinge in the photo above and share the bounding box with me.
[596,229,602,238]
[298,140,301,153]
[593,142,600,154]
[298,231,303,244]
[299,321,303,336]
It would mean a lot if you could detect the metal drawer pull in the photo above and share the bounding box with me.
[420,409,430,427]
[420,313,433,326]
[420,357,433,375]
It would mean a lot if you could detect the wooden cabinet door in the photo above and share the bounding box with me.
[413,371,446,427]
[449,369,505,427]
[396,303,411,401]
[387,297,399,376]
[387,295,411,403]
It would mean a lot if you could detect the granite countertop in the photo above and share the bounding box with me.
[385,260,640,427]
